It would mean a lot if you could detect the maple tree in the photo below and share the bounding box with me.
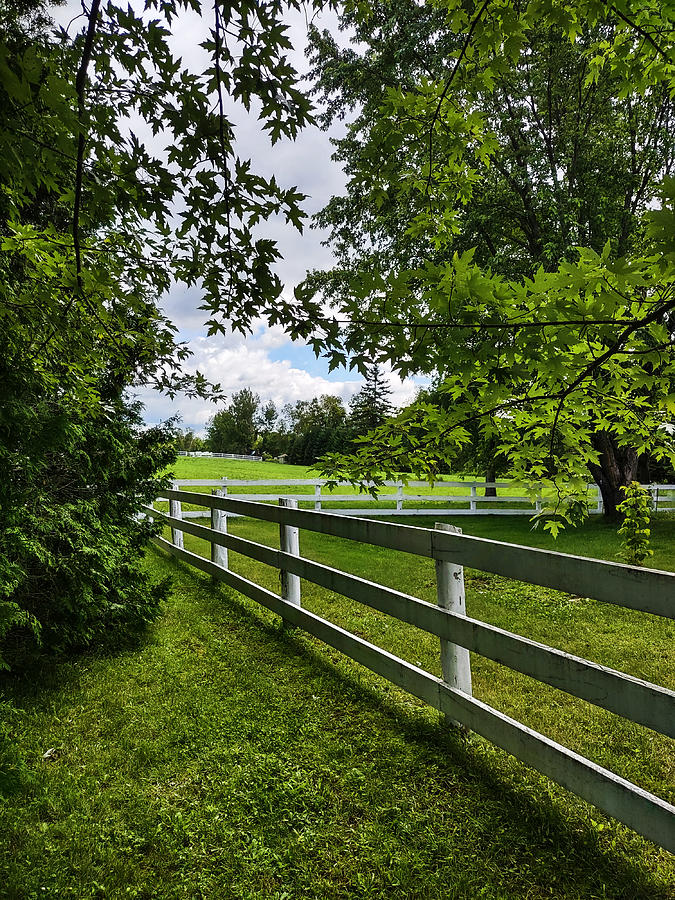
[301,0,675,529]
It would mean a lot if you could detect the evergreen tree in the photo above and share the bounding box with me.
[1,0,329,663]
[348,365,394,438]
[0,1,177,666]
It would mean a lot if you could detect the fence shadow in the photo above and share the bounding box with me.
[180,558,672,900]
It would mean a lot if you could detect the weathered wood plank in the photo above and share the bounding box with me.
[435,523,473,720]
[150,535,675,853]
[156,499,536,518]
[211,488,227,570]
[163,490,675,619]
[178,508,537,519]
[279,498,301,611]
[151,509,675,738]
[168,486,183,550]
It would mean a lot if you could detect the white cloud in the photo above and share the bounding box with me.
[135,327,422,434]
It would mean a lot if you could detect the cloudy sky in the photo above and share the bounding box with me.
[57,3,421,434]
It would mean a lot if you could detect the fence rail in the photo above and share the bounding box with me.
[176,452,262,460]
[145,489,675,853]
[169,478,675,517]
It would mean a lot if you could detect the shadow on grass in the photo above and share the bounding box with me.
[0,626,160,800]
[173,558,671,900]
[0,624,156,709]
[2,545,671,898]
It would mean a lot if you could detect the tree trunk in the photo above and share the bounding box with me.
[587,431,639,519]
[484,464,497,497]
[637,454,650,483]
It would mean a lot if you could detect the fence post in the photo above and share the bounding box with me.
[434,522,472,728]
[211,488,228,571]
[314,483,322,511]
[396,481,404,512]
[169,482,184,550]
[596,485,603,514]
[279,498,301,620]
[470,484,477,514]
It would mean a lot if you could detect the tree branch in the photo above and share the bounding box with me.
[73,0,101,295]
[609,4,672,62]
[425,0,491,195]
[330,316,661,331]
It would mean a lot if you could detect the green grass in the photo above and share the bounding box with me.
[166,512,675,799]
[1,533,674,899]
[170,456,314,481]
[1,457,673,895]
[166,457,596,512]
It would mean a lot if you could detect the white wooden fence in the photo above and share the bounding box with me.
[170,478,675,518]
[145,488,675,854]
[176,452,262,460]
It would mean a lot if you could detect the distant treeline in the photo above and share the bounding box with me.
[176,372,675,485]
[176,366,394,465]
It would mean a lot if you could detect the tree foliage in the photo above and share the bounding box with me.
[203,379,401,465]
[285,395,350,465]
[206,388,261,454]
[348,363,394,437]
[0,0,324,664]
[617,482,653,566]
[301,0,675,531]
[173,429,206,452]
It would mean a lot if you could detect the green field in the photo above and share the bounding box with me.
[166,456,602,512]
[161,509,675,792]
[169,456,537,494]
[1,458,673,898]
[169,455,510,496]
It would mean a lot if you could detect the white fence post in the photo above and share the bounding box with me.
[211,488,228,571]
[314,483,322,511]
[596,485,603,514]
[396,481,404,512]
[279,498,301,619]
[435,522,472,728]
[470,484,477,514]
[169,482,184,549]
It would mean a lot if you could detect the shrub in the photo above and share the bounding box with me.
[0,382,175,669]
[617,482,653,566]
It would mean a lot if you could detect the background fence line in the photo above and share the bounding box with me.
[169,478,675,518]
[176,452,262,460]
[146,490,675,853]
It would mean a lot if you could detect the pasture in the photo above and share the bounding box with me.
[1,457,673,897]
[165,456,601,514]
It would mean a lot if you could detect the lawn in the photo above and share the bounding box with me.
[165,456,606,512]
[162,510,675,795]
[1,532,673,899]
[164,459,675,834]
[1,459,673,898]
[169,456,313,480]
